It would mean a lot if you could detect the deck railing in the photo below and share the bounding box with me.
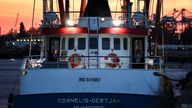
[22,55,163,70]
[42,11,147,28]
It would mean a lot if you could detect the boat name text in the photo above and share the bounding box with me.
[57,97,121,104]
[79,77,101,82]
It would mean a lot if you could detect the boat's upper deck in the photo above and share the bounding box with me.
[23,0,161,70]
[41,0,149,30]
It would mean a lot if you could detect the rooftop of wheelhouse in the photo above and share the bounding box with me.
[41,0,149,29]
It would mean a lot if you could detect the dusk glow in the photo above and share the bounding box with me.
[0,0,191,34]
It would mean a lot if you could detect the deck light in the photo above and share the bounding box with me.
[113,19,121,27]
[67,19,74,27]
[101,17,105,22]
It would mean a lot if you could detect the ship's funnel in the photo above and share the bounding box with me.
[84,0,111,17]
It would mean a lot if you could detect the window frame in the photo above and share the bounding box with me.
[114,38,121,50]
[102,38,110,50]
[78,38,86,50]
[68,38,75,50]
[123,38,128,50]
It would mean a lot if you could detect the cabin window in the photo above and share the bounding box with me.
[89,37,98,49]
[61,38,65,49]
[78,38,86,50]
[102,38,110,50]
[68,38,74,50]
[114,38,120,50]
[123,38,128,50]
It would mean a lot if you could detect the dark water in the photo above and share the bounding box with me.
[0,59,22,108]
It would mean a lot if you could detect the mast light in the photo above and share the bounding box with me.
[113,19,121,27]
[67,19,74,27]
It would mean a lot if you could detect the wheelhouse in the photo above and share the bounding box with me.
[38,0,158,69]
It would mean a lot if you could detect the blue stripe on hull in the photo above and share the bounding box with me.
[14,93,166,108]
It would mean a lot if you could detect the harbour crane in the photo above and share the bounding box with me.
[14,13,19,28]
[11,13,19,33]
[162,8,192,33]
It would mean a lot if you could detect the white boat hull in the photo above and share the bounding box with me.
[21,68,161,96]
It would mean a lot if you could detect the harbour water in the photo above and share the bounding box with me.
[0,59,22,108]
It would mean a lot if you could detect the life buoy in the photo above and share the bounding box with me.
[106,53,120,68]
[68,53,81,68]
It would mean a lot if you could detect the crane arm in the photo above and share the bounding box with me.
[14,13,19,27]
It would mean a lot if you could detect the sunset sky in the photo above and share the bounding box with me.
[0,0,191,34]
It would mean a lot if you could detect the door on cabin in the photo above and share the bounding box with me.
[131,37,145,68]
[48,37,60,61]
[88,36,98,68]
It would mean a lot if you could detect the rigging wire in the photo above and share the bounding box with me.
[29,0,36,57]
[161,0,165,62]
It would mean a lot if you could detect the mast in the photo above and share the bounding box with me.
[80,0,87,17]
[145,0,150,17]
[154,0,163,55]
[65,0,70,20]
[58,0,65,25]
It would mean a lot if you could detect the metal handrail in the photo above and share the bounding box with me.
[25,55,163,70]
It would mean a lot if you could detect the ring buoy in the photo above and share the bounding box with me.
[68,53,81,68]
[106,53,120,68]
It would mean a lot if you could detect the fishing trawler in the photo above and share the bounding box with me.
[13,0,165,107]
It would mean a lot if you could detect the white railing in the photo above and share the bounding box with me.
[42,11,148,28]
[22,56,163,70]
